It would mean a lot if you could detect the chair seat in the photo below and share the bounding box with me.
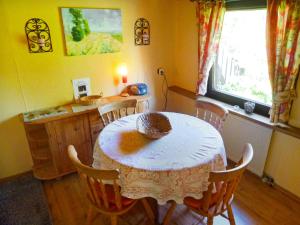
[184,192,220,209]
[94,184,135,210]
[184,182,223,209]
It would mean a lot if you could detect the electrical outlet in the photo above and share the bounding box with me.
[157,68,165,76]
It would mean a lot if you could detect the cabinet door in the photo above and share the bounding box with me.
[47,115,92,174]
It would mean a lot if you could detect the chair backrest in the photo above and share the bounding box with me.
[195,99,228,132]
[98,99,138,126]
[68,145,124,212]
[200,143,253,215]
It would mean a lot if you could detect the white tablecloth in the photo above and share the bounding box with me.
[93,112,226,204]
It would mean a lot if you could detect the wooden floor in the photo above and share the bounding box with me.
[43,171,300,225]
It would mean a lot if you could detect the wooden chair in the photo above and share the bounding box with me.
[98,99,138,126]
[195,99,229,132]
[184,143,254,225]
[68,145,155,225]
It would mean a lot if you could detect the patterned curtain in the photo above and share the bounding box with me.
[267,0,300,123]
[196,0,225,95]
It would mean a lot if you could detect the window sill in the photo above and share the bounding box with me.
[168,85,300,139]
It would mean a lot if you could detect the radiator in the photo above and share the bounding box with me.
[222,114,272,176]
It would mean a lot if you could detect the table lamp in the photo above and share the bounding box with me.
[118,64,129,97]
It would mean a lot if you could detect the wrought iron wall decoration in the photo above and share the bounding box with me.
[134,18,150,46]
[25,18,53,53]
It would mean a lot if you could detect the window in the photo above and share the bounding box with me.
[207,4,271,117]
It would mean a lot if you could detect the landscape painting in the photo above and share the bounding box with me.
[61,8,123,56]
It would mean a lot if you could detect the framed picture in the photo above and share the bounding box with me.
[60,8,123,56]
[72,78,91,99]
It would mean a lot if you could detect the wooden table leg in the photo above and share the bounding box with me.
[162,200,176,225]
[147,198,160,224]
[147,199,177,225]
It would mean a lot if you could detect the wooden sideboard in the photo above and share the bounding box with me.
[21,95,150,180]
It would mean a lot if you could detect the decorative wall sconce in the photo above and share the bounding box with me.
[25,18,53,53]
[134,18,150,46]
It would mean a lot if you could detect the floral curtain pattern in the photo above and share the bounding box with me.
[267,0,300,123]
[196,0,225,95]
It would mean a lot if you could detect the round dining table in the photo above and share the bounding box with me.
[93,112,227,207]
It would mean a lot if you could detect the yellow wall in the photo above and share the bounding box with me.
[0,0,175,178]
[171,0,300,197]
[173,0,198,92]
[265,132,300,197]
[289,79,300,127]
[0,0,32,177]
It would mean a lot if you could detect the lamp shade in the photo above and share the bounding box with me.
[117,64,128,76]
[117,64,128,84]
